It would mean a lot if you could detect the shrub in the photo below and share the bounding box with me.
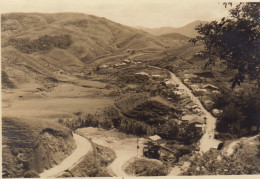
[125,158,169,176]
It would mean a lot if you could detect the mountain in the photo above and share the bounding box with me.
[160,32,191,40]
[135,20,208,37]
[1,13,167,88]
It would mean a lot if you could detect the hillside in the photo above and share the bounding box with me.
[1,12,166,89]
[136,20,207,37]
[2,117,76,178]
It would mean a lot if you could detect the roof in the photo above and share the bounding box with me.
[135,72,149,76]
[202,84,218,90]
[182,115,204,124]
[149,135,161,141]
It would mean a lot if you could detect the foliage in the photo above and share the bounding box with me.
[125,158,169,176]
[214,89,260,138]
[9,34,72,53]
[183,138,260,175]
[190,3,260,88]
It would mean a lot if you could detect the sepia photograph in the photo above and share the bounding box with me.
[1,0,259,178]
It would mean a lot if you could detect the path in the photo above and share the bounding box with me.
[39,133,92,178]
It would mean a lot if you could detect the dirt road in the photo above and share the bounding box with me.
[76,127,142,177]
[39,133,92,178]
[107,150,136,177]
[90,137,137,177]
[168,71,217,153]
[149,65,217,153]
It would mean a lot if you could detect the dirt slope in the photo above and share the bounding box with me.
[2,117,76,178]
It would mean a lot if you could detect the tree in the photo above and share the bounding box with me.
[190,3,260,88]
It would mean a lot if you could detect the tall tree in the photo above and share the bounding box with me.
[190,3,260,88]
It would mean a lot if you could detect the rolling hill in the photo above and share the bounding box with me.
[1,12,167,88]
[135,20,207,37]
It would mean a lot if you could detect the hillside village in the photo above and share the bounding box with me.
[1,8,260,178]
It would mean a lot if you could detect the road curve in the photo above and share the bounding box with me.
[107,150,136,177]
[39,133,92,178]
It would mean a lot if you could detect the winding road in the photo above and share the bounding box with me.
[39,65,219,178]
[39,133,92,178]
[107,150,136,177]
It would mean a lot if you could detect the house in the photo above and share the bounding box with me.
[182,115,203,124]
[202,84,218,90]
[193,89,207,96]
[204,100,215,110]
[149,135,162,141]
[135,72,149,76]
[123,59,131,64]
[190,84,199,90]
[164,80,175,87]
[212,109,223,117]
[151,75,161,79]
[100,64,109,69]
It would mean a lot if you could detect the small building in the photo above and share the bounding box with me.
[149,135,162,141]
[135,72,149,76]
[151,74,161,79]
[202,84,218,90]
[212,109,223,117]
[114,63,121,67]
[190,84,199,90]
[193,89,207,96]
[204,100,215,110]
[123,59,131,64]
[212,90,221,97]
[164,80,175,87]
[100,64,109,69]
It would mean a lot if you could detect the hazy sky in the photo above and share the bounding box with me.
[1,0,240,28]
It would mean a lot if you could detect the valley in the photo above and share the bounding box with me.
[1,12,260,178]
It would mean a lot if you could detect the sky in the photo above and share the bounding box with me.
[0,0,241,28]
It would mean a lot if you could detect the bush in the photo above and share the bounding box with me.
[125,158,169,176]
